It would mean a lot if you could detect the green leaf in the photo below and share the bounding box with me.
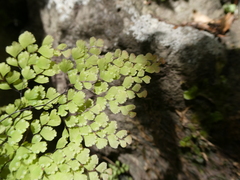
[107,134,119,148]
[79,125,91,135]
[15,164,28,179]
[31,141,47,153]
[137,89,148,98]
[13,79,28,90]
[5,104,16,115]
[44,162,58,175]
[8,129,23,144]
[6,57,18,67]
[95,39,104,47]
[74,173,87,180]
[124,135,132,144]
[0,82,11,90]
[69,127,83,144]
[6,71,20,84]
[123,76,134,89]
[18,51,30,68]
[89,37,96,46]
[89,172,99,180]
[120,104,136,115]
[126,90,135,99]
[116,130,128,139]
[29,164,43,180]
[94,112,109,127]
[42,35,54,46]
[109,101,120,114]
[120,65,130,75]
[96,162,107,173]
[46,87,59,99]
[48,109,61,126]
[56,137,68,149]
[85,154,98,171]
[72,91,85,106]
[142,75,151,84]
[0,63,10,77]
[28,53,38,65]
[33,65,44,74]
[39,156,53,168]
[40,126,57,141]
[65,116,78,127]
[6,41,23,58]
[94,81,108,95]
[52,150,65,164]
[96,138,108,149]
[114,49,121,57]
[67,102,78,113]
[27,44,38,53]
[38,45,54,58]
[43,69,56,76]
[36,56,51,69]
[76,148,90,164]
[57,43,67,50]
[31,119,41,134]
[132,84,141,92]
[89,47,101,55]
[62,49,72,58]
[84,133,97,147]
[59,59,73,73]
[15,119,29,133]
[21,66,36,80]
[104,121,117,134]
[34,75,49,84]
[183,86,199,100]
[19,31,36,48]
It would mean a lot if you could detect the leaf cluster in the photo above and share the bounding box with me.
[0,31,160,179]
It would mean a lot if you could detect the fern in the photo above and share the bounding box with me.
[0,31,160,179]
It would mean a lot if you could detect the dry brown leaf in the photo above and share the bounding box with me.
[175,107,191,127]
[219,12,235,34]
[192,10,213,24]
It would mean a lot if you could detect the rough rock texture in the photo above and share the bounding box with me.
[15,0,240,179]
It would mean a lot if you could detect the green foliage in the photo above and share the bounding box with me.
[108,161,132,180]
[0,31,160,179]
[223,3,236,13]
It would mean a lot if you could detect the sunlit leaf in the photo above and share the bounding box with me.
[96,138,108,149]
[85,154,98,170]
[31,141,47,153]
[38,45,54,58]
[36,56,51,69]
[107,134,119,148]
[6,71,20,84]
[29,164,43,180]
[84,133,97,147]
[42,35,54,46]
[19,31,36,48]
[6,57,18,67]
[21,66,36,80]
[6,42,23,58]
[104,121,117,134]
[76,148,90,164]
[31,119,41,134]
[0,63,10,77]
[27,44,38,53]
[34,75,49,84]
[40,126,57,141]
[59,59,73,73]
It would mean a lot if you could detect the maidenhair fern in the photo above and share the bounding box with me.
[0,31,160,180]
